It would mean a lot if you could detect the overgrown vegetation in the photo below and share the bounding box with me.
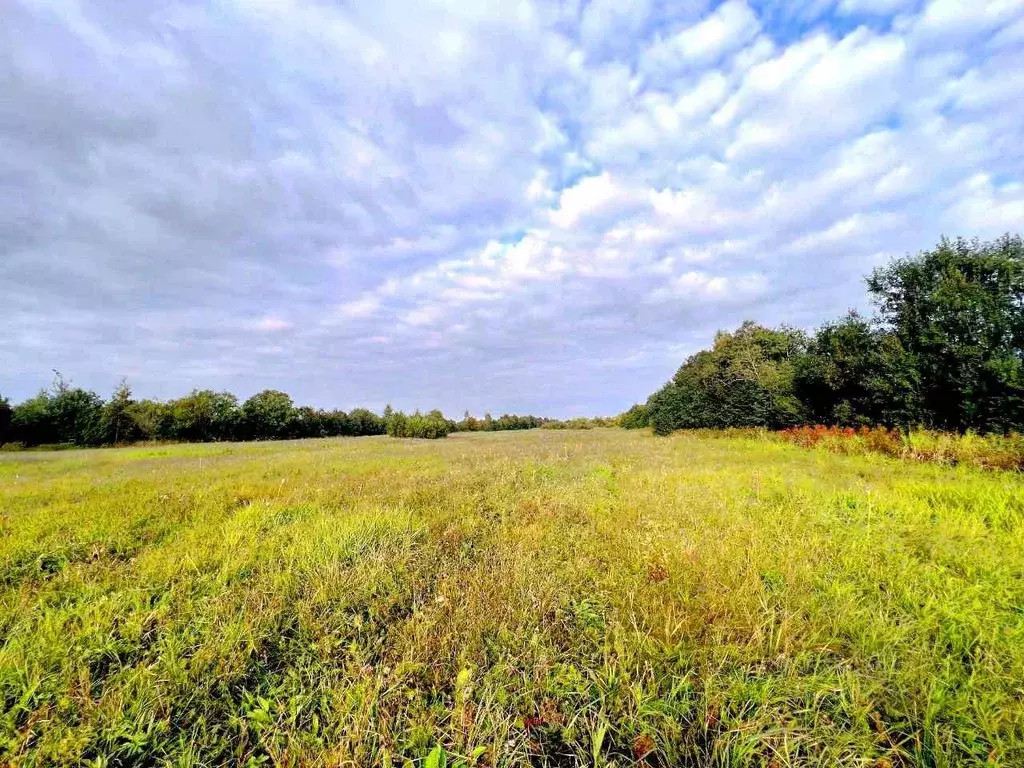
[2,429,1021,766]
[779,424,1024,470]
[386,409,454,439]
[692,425,1024,472]
[541,417,617,430]
[643,235,1024,436]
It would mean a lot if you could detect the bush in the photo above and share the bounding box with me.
[541,417,597,430]
[386,410,452,439]
[618,404,649,429]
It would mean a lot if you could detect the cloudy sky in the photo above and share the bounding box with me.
[2,0,1023,415]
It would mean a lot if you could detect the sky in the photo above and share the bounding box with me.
[2,0,1024,417]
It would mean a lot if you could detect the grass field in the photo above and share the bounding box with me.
[1,429,1022,767]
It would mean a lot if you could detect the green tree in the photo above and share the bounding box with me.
[867,234,1024,432]
[348,408,386,436]
[386,409,451,439]
[126,399,171,441]
[794,312,921,427]
[241,390,295,440]
[10,391,54,446]
[44,372,104,445]
[101,379,138,444]
[0,395,12,447]
[648,322,807,434]
[618,404,649,429]
[168,390,240,442]
[458,410,481,432]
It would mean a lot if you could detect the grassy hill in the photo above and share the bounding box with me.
[1,430,1022,766]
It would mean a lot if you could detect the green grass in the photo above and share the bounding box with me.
[1,429,1022,767]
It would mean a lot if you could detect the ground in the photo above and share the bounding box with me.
[1,429,1022,767]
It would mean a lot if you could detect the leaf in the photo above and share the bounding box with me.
[425,745,446,768]
[591,721,608,765]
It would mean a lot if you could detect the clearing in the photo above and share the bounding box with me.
[1,429,1022,766]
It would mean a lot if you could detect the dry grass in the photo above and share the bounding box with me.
[776,426,1024,471]
[1,429,1022,766]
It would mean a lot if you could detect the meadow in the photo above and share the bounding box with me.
[1,429,1022,767]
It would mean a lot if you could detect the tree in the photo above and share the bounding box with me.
[10,391,54,446]
[348,408,386,436]
[647,322,807,434]
[125,400,171,441]
[1,377,391,447]
[458,410,481,432]
[318,409,350,437]
[167,390,240,442]
[794,312,920,427]
[618,404,649,429]
[867,234,1024,432]
[46,376,104,446]
[101,379,138,444]
[241,390,295,440]
[386,409,452,439]
[0,396,12,447]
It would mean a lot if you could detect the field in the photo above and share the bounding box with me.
[1,430,1022,767]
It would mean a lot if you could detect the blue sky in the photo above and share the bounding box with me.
[2,0,1023,416]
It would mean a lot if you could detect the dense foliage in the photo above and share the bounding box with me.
[385,410,454,439]
[0,377,389,448]
[455,412,544,432]
[647,235,1024,435]
[0,380,561,447]
[383,410,611,439]
[618,404,649,429]
[541,416,617,430]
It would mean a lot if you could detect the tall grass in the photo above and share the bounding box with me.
[1,430,1022,766]
[775,425,1024,471]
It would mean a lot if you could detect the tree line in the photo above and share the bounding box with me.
[0,378,605,447]
[627,235,1024,436]
[8,233,1013,447]
[0,380,388,447]
[384,409,614,439]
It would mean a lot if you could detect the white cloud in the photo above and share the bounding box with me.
[641,0,760,73]
[838,0,917,14]
[336,295,381,319]
[913,0,1024,41]
[3,0,1024,414]
[719,29,907,159]
[549,173,638,228]
[649,270,767,303]
[947,174,1024,232]
[254,316,292,332]
[580,0,653,50]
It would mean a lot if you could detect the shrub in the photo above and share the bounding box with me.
[618,404,649,429]
[541,417,597,430]
[386,410,452,439]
